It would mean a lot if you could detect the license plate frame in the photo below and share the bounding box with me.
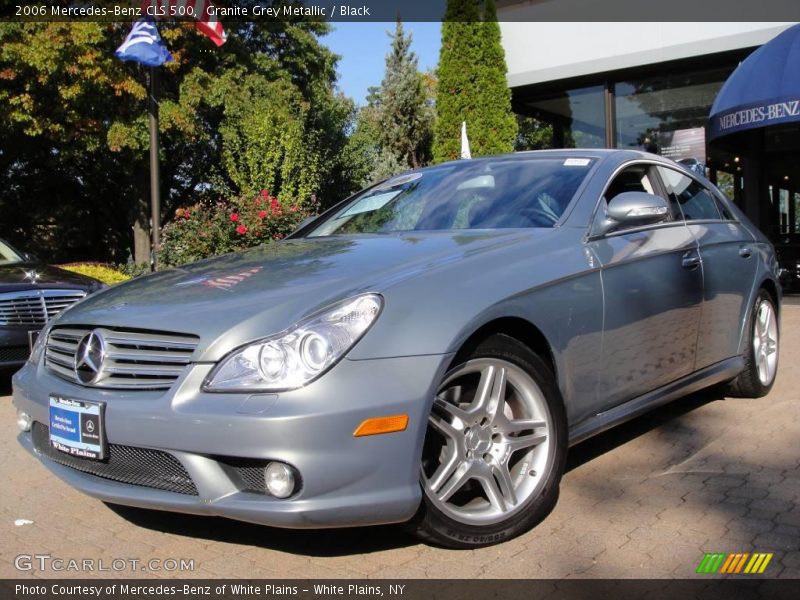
[48,396,106,461]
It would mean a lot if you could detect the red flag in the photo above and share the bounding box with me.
[141,0,227,46]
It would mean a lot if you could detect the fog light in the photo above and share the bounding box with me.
[265,462,295,498]
[16,411,32,433]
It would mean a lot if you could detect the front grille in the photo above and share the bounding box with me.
[0,345,29,363]
[32,422,198,495]
[45,326,199,390]
[0,289,86,326]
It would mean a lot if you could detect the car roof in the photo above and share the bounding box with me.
[422,149,679,170]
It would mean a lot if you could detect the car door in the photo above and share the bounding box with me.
[657,166,759,369]
[585,163,703,414]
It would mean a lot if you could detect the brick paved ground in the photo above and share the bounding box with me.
[1,306,798,580]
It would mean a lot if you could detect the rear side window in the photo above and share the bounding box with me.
[713,192,736,221]
[658,167,721,221]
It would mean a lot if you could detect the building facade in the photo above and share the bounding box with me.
[497,14,798,284]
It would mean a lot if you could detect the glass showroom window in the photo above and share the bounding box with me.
[614,68,731,165]
[521,85,606,149]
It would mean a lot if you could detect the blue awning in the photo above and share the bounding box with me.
[709,24,800,141]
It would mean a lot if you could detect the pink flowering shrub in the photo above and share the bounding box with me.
[159,190,317,266]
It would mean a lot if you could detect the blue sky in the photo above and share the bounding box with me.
[324,22,442,105]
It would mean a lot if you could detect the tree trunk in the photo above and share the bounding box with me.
[131,187,151,265]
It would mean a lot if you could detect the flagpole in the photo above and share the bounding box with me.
[148,65,161,272]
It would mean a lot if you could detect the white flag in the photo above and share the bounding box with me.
[460,121,472,160]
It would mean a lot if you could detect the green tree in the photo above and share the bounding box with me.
[341,21,435,190]
[515,115,554,151]
[433,0,517,162]
[375,19,433,170]
[0,15,353,264]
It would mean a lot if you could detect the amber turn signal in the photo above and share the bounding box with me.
[353,414,409,437]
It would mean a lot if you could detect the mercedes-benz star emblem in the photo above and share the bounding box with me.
[74,330,106,385]
[23,270,41,283]
[85,420,95,433]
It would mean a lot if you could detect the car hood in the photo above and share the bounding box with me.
[0,262,99,292]
[56,231,534,360]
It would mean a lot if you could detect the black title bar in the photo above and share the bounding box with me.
[1,0,800,23]
[4,579,800,600]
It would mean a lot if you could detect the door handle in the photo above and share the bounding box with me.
[682,252,701,270]
[739,246,753,259]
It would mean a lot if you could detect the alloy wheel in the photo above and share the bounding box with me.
[421,358,554,526]
[753,299,778,385]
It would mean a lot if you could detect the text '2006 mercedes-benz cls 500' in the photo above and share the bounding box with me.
[13,150,780,548]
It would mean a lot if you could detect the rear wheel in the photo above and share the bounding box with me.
[727,289,779,398]
[410,334,567,548]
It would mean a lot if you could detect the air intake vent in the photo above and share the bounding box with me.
[32,422,198,496]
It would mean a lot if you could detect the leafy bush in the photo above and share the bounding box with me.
[119,261,152,278]
[159,190,317,267]
[60,263,131,285]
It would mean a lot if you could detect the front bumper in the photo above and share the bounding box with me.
[13,352,453,528]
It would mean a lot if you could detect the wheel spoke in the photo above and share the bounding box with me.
[436,462,475,502]
[490,464,518,508]
[469,365,500,417]
[500,418,547,436]
[757,304,770,337]
[757,356,768,382]
[429,407,462,440]
[475,464,515,512]
[432,397,470,429]
[504,430,548,453]
[427,440,461,493]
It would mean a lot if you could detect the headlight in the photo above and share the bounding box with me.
[203,293,383,392]
[28,322,54,365]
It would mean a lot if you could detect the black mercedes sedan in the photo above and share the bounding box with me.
[1,239,104,369]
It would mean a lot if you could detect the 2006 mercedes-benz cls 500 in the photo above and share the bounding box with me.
[13,150,780,548]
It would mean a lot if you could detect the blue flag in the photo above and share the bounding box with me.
[115,18,173,67]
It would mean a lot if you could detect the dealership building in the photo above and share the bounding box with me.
[497,11,800,282]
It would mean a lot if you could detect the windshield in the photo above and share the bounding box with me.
[0,240,23,265]
[307,157,595,237]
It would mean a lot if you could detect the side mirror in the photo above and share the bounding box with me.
[596,192,670,236]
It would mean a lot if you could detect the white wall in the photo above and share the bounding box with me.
[498,21,796,88]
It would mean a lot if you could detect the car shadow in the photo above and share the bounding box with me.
[566,387,724,472]
[105,504,418,556]
[0,368,16,396]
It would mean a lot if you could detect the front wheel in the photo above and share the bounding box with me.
[727,289,779,398]
[410,334,567,548]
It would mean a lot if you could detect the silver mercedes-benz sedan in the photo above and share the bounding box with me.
[13,150,780,548]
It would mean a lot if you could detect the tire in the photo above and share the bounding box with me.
[727,289,779,398]
[409,334,567,549]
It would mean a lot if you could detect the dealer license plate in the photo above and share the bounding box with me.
[48,396,106,460]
